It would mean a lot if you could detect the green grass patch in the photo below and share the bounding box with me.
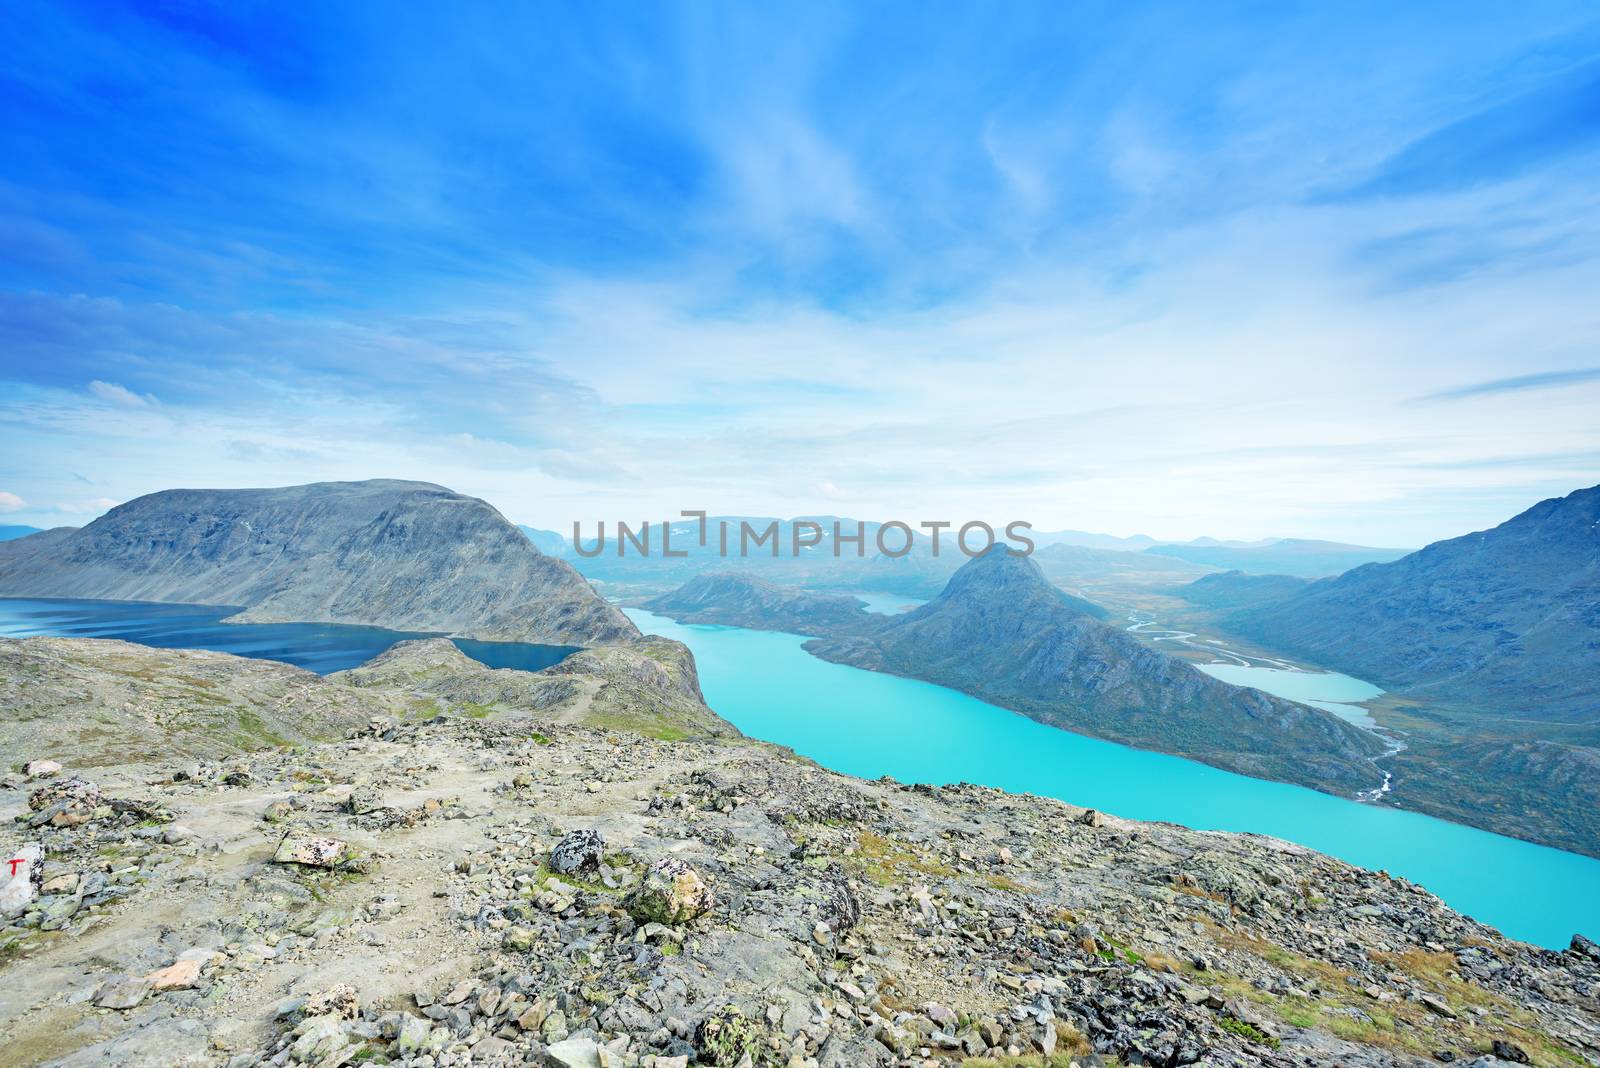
[1219,1016,1280,1049]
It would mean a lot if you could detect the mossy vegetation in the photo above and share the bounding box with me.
[853,830,958,885]
[1219,1015,1280,1049]
[582,709,691,741]
[695,1005,775,1067]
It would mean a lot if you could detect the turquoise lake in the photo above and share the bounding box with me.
[623,607,1599,950]
[0,598,578,675]
[1196,663,1384,728]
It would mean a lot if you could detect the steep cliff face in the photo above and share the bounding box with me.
[1226,484,1600,719]
[0,480,637,646]
[806,549,1389,796]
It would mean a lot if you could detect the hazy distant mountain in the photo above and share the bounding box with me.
[1227,485,1600,719]
[643,571,885,637]
[806,549,1388,797]
[567,515,968,596]
[1030,529,1159,551]
[0,524,42,542]
[0,526,79,567]
[0,479,636,646]
[1029,530,1277,551]
[517,525,568,555]
[1145,538,1412,578]
[1034,543,1216,585]
[1175,570,1310,612]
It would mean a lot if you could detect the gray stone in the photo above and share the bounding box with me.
[549,829,605,875]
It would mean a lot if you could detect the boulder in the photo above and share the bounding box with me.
[144,949,217,991]
[624,858,713,925]
[304,983,360,1019]
[395,1013,432,1053]
[545,1036,602,1068]
[549,829,605,875]
[24,759,61,779]
[95,976,154,1010]
[345,786,385,815]
[272,831,349,869]
[28,776,101,826]
[1,843,44,918]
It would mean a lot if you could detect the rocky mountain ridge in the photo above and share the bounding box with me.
[0,480,636,647]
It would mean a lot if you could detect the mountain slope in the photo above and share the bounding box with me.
[0,524,43,541]
[643,571,885,636]
[805,549,1388,796]
[0,479,636,646]
[1146,538,1412,577]
[517,524,568,555]
[1175,570,1310,612]
[1226,484,1600,719]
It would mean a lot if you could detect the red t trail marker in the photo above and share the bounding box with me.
[6,857,24,876]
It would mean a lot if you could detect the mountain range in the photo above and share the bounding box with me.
[0,524,41,542]
[0,480,635,646]
[1146,538,1413,578]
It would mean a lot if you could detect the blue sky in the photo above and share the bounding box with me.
[2,2,1598,545]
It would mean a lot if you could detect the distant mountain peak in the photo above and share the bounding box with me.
[932,547,1107,621]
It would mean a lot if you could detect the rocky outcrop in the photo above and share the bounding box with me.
[332,634,732,741]
[0,637,1594,1067]
[0,636,389,767]
[643,571,887,637]
[807,549,1391,797]
[0,479,636,646]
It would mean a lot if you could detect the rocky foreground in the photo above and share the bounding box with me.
[2,637,1598,1068]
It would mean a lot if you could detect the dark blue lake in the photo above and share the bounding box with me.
[0,598,579,675]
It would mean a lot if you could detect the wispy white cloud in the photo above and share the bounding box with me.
[88,380,156,407]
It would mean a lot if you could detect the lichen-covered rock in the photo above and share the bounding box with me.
[28,776,101,826]
[695,1005,768,1067]
[345,786,385,815]
[272,831,348,869]
[549,828,604,875]
[303,983,360,1020]
[624,858,713,925]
